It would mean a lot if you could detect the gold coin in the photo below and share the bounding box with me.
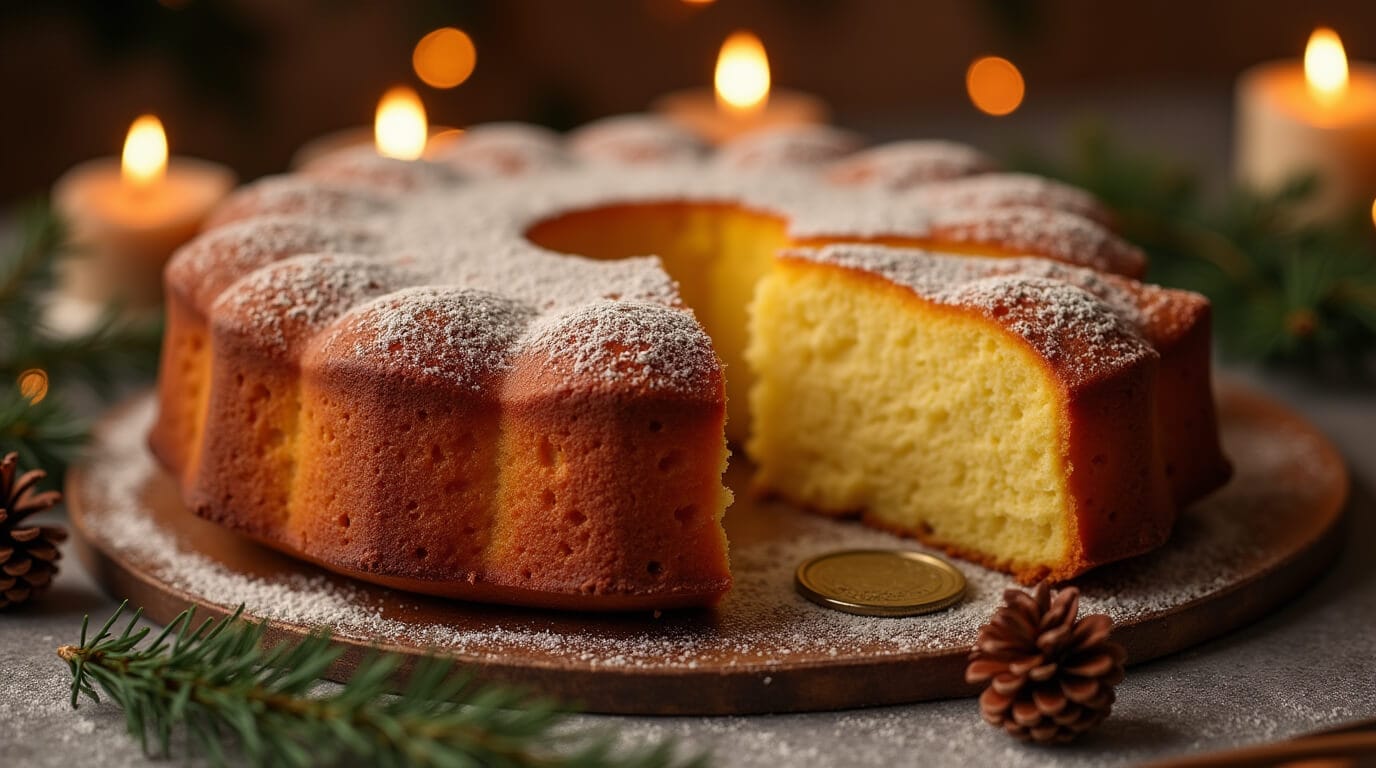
[795,549,967,617]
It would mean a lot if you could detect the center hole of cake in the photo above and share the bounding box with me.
[525,202,790,441]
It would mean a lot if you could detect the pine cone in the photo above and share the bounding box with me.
[966,582,1126,744]
[0,452,66,610]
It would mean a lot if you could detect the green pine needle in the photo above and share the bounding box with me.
[0,386,86,482]
[0,202,64,329]
[61,601,707,768]
[0,201,161,480]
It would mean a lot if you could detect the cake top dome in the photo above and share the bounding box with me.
[173,114,1150,397]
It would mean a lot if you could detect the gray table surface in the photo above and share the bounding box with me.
[1,367,1373,768]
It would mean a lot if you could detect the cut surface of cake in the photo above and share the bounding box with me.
[149,115,1227,611]
[747,245,1229,583]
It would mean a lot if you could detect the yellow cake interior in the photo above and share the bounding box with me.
[530,203,1074,574]
[528,203,786,442]
[746,259,1071,572]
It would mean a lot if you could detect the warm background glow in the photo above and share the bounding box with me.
[121,114,168,187]
[715,31,770,112]
[966,56,1025,116]
[412,27,477,90]
[1304,27,1349,105]
[374,86,428,160]
[424,127,465,157]
[17,368,48,405]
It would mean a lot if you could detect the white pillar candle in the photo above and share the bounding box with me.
[51,116,234,312]
[1235,29,1376,221]
[292,86,456,168]
[654,30,828,144]
[291,125,461,169]
[654,87,828,146]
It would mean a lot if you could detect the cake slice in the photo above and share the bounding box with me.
[745,244,1230,583]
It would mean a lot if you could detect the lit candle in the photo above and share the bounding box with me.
[654,31,829,144]
[1235,27,1376,221]
[291,86,458,168]
[51,115,234,313]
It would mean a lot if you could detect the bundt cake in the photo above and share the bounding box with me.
[149,114,1229,611]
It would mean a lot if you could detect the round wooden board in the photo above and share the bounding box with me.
[68,381,1349,715]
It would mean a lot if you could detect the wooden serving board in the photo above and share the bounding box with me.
[68,382,1348,715]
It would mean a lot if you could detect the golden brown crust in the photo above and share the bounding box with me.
[161,271,732,611]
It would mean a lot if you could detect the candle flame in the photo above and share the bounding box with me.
[1305,27,1349,106]
[966,56,1025,116]
[715,31,770,113]
[122,114,167,188]
[375,86,428,161]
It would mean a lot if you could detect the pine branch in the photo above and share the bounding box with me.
[0,201,164,479]
[0,201,64,333]
[2,310,164,400]
[60,601,706,768]
[0,387,86,486]
[0,201,163,394]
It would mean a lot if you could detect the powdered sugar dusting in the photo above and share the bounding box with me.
[793,245,1165,384]
[430,122,567,177]
[321,287,537,391]
[906,172,1109,224]
[83,391,1340,672]
[301,144,463,193]
[930,206,1144,275]
[947,275,1153,377]
[168,216,383,307]
[827,140,997,188]
[714,125,864,170]
[205,175,393,230]
[522,300,720,394]
[567,114,705,165]
[216,254,406,354]
[930,205,1145,275]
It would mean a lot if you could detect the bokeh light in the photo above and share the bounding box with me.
[412,27,477,90]
[966,56,1025,116]
[18,369,48,405]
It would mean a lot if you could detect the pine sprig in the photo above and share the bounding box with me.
[0,386,86,483]
[2,309,163,401]
[0,202,64,331]
[60,601,705,768]
[0,202,162,480]
[1011,122,1376,377]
